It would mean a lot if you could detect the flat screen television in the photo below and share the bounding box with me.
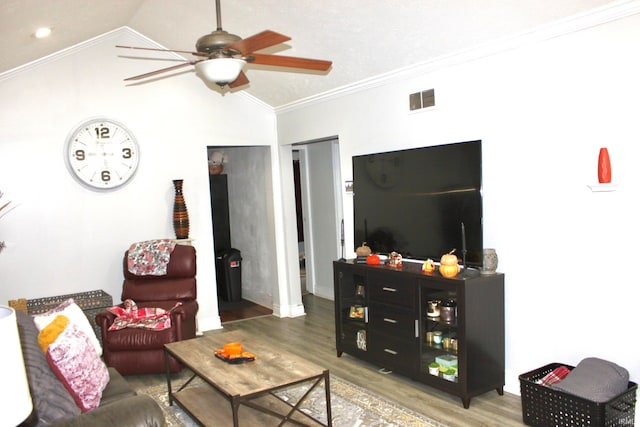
[353,140,483,267]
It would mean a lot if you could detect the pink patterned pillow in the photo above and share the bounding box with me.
[45,322,109,412]
[33,298,102,356]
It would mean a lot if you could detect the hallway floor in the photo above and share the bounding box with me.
[219,299,273,323]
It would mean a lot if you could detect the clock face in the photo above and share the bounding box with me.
[364,154,402,188]
[65,118,140,190]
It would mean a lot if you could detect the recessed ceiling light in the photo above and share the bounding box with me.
[34,27,53,39]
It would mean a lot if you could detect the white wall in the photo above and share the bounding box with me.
[0,28,278,331]
[277,8,640,417]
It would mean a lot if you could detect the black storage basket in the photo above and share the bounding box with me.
[519,363,637,427]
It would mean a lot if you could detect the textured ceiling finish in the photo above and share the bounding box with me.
[0,0,619,107]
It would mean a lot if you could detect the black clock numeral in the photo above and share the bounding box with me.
[101,170,111,182]
[74,149,86,161]
[94,126,110,139]
[122,148,132,159]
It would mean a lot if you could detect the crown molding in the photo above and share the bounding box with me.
[275,0,640,114]
[0,27,129,82]
[0,26,273,112]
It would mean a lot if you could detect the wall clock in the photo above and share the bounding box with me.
[64,118,140,190]
[364,153,402,188]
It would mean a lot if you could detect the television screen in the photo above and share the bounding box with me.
[353,140,483,267]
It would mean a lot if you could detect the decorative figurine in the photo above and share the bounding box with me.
[422,258,435,273]
[389,251,402,267]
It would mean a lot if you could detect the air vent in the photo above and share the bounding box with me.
[409,89,435,111]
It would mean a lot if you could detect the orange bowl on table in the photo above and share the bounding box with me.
[223,342,243,356]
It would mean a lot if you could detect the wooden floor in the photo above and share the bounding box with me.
[218,299,273,323]
[126,295,525,427]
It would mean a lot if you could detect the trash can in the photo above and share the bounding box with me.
[216,248,242,302]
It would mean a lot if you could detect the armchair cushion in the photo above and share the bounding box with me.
[122,244,197,302]
[107,299,180,331]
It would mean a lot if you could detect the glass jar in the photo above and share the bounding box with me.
[433,331,443,345]
[440,299,457,322]
[426,300,441,318]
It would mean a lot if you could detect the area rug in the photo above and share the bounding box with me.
[136,374,447,427]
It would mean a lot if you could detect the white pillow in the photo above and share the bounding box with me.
[33,298,102,356]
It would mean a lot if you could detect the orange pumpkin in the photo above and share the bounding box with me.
[366,254,381,265]
[439,250,459,278]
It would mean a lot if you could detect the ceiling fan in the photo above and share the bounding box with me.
[116,0,332,88]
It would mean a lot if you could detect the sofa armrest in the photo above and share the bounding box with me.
[52,394,165,427]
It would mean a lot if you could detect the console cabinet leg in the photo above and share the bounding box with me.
[462,397,471,409]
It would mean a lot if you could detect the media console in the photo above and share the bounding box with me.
[333,259,505,408]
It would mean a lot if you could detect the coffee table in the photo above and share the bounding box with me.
[164,330,332,426]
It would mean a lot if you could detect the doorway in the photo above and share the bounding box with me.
[206,146,277,322]
[292,150,307,295]
[292,138,343,300]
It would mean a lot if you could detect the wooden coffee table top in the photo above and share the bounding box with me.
[165,330,328,398]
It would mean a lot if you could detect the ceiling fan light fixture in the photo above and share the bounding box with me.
[195,58,245,86]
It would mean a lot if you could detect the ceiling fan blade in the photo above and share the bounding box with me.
[124,60,202,81]
[116,45,207,57]
[249,53,332,71]
[228,71,250,88]
[225,30,291,55]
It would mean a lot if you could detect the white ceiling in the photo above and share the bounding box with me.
[1,0,619,107]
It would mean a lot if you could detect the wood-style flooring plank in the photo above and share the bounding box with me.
[125,295,525,426]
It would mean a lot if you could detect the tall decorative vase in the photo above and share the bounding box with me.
[172,179,190,239]
[598,147,612,184]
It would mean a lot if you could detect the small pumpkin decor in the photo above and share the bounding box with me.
[366,254,381,265]
[355,242,372,257]
[422,259,435,273]
[439,249,459,278]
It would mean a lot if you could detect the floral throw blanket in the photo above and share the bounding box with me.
[127,239,176,276]
[107,299,182,331]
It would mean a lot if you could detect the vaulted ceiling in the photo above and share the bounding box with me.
[1,0,618,108]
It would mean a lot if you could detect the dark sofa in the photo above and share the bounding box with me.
[16,309,165,427]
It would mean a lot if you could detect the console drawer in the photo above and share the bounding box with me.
[369,331,417,376]
[369,302,416,340]
[368,272,416,307]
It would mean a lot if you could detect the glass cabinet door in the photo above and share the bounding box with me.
[420,287,459,383]
[336,268,368,354]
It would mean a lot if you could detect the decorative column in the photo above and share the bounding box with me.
[172,179,190,239]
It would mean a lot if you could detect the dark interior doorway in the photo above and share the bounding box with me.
[293,152,307,295]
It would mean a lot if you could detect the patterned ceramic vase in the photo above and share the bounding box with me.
[172,179,190,239]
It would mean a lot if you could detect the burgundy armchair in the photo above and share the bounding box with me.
[96,244,198,375]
